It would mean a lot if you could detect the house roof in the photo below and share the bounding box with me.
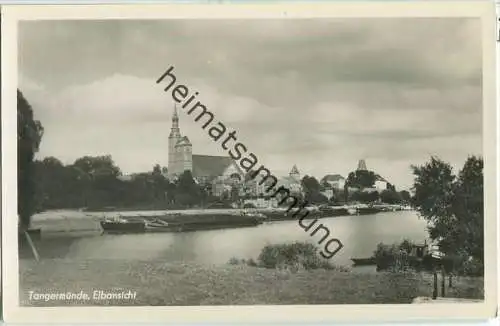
[321,174,345,182]
[192,154,240,178]
[375,174,388,182]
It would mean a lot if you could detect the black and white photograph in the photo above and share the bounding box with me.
[1,2,497,323]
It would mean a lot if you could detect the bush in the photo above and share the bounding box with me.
[246,258,258,267]
[374,240,413,272]
[456,257,484,276]
[227,242,350,272]
[374,240,484,276]
[257,242,348,271]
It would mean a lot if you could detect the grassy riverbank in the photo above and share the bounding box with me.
[19,259,483,306]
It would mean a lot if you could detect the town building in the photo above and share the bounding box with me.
[166,104,308,199]
[275,165,303,195]
[356,159,389,192]
[166,104,246,195]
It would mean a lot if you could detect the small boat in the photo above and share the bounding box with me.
[347,207,358,215]
[241,211,267,220]
[100,216,145,233]
[351,257,377,266]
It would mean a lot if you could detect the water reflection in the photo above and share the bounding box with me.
[30,210,429,266]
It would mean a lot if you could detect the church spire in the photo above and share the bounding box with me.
[170,103,180,138]
[173,102,178,120]
[290,164,300,180]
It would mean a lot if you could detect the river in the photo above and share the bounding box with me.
[28,210,429,267]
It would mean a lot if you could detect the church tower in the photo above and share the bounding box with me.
[168,104,181,178]
[175,136,193,174]
[289,164,300,181]
[357,159,367,171]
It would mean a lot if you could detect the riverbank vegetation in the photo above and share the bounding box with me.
[411,156,484,277]
[228,242,349,272]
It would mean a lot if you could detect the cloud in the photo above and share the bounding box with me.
[18,18,483,189]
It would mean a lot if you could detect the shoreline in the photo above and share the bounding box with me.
[29,205,415,235]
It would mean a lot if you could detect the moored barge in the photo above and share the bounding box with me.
[100,212,266,234]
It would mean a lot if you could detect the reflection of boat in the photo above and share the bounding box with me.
[351,257,376,266]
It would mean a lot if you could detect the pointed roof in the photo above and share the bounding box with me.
[290,164,300,175]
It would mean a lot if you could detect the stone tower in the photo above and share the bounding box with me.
[289,164,300,180]
[168,104,181,177]
[175,136,193,175]
[167,103,194,178]
[357,159,367,171]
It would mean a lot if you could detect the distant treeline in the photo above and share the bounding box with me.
[30,154,413,213]
[32,156,208,211]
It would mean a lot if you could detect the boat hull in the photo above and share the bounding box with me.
[100,213,264,234]
[351,257,377,266]
[100,221,146,234]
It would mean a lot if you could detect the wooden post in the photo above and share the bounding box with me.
[441,265,446,297]
[432,270,438,299]
[24,230,40,262]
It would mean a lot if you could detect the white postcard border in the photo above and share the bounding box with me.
[1,2,498,323]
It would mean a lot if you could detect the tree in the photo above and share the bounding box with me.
[73,155,121,178]
[451,156,484,263]
[18,90,44,230]
[33,157,69,209]
[351,190,379,203]
[380,189,402,204]
[411,156,483,267]
[345,170,376,189]
[175,170,201,207]
[301,175,326,204]
[399,190,411,204]
[151,164,167,201]
[301,175,321,193]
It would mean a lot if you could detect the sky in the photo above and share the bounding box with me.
[18,18,483,190]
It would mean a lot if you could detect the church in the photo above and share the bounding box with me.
[167,104,303,198]
[167,104,246,196]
